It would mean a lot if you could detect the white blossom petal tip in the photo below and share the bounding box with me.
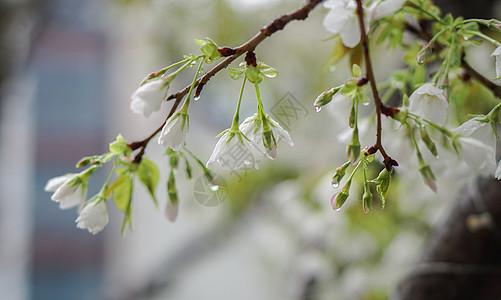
[408,83,448,125]
[158,112,189,151]
[130,80,166,118]
[76,201,109,235]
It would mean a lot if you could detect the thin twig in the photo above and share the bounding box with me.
[355,0,397,169]
[129,0,325,161]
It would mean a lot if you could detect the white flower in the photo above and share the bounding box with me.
[165,200,179,222]
[323,0,361,48]
[130,80,166,118]
[76,200,109,235]
[239,113,293,159]
[158,111,189,151]
[367,0,406,20]
[323,0,404,48]
[207,129,258,170]
[455,136,496,176]
[453,117,497,176]
[45,174,86,210]
[408,83,448,125]
[491,46,501,79]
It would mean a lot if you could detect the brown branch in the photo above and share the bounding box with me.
[355,0,398,170]
[129,0,325,161]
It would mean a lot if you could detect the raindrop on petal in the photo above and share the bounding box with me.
[314,106,322,112]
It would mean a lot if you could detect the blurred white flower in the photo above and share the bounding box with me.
[165,199,179,222]
[130,79,166,118]
[240,113,293,159]
[207,129,258,170]
[323,0,404,48]
[408,83,448,125]
[76,200,109,235]
[453,117,497,176]
[158,111,189,151]
[367,0,406,20]
[454,136,496,176]
[323,0,361,48]
[491,45,501,79]
[45,174,86,210]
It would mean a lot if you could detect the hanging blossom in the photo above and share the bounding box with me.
[323,0,405,48]
[130,79,167,118]
[76,200,109,235]
[239,113,293,159]
[45,173,87,210]
[452,117,497,177]
[491,45,501,79]
[207,129,258,170]
[158,110,189,151]
[408,83,449,125]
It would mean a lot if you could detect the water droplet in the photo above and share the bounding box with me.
[331,182,339,188]
[194,95,201,101]
[210,185,219,192]
[334,206,342,212]
[314,106,322,112]
[328,65,336,73]
[362,101,370,106]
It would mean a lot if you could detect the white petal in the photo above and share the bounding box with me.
[338,18,361,48]
[165,200,179,222]
[44,174,73,192]
[207,132,258,170]
[239,114,259,138]
[372,0,406,19]
[492,46,501,78]
[76,201,109,235]
[496,160,501,179]
[158,113,188,151]
[458,137,497,176]
[453,118,496,150]
[130,80,165,118]
[269,118,294,146]
[408,83,448,125]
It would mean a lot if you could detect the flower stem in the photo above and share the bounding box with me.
[231,75,247,129]
[181,58,205,111]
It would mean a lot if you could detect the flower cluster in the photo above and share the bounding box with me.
[45,170,109,235]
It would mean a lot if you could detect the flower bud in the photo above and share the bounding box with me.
[347,128,361,164]
[371,168,392,208]
[362,187,372,213]
[331,161,351,188]
[417,43,432,64]
[195,38,221,63]
[419,125,438,157]
[419,163,437,193]
[331,187,349,211]
[313,87,340,111]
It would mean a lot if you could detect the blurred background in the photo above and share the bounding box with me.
[1,0,498,299]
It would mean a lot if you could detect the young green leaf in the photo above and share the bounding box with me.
[136,158,160,207]
[109,174,133,212]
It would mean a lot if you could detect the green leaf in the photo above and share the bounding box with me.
[136,158,159,207]
[258,62,278,78]
[109,174,133,212]
[228,67,245,80]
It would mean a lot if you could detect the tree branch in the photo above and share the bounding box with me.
[355,0,398,170]
[129,0,325,161]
